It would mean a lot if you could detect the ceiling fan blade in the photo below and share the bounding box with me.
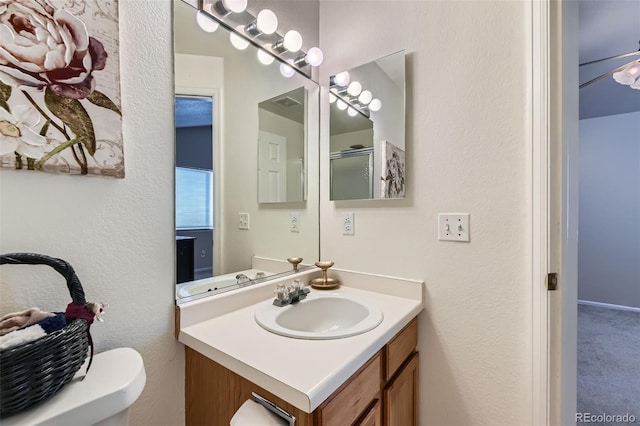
[579,50,640,67]
[579,62,631,89]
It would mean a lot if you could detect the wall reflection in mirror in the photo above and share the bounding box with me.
[174,0,320,302]
[329,51,406,200]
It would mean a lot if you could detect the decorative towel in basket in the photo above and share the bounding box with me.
[0,253,101,418]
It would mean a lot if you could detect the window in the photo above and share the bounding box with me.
[175,167,213,230]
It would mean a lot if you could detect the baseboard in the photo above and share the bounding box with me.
[578,299,640,313]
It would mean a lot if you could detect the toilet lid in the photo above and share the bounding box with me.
[1,347,146,426]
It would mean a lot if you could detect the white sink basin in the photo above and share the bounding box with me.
[254,292,383,339]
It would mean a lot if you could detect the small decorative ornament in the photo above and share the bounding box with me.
[85,302,108,322]
[0,0,124,178]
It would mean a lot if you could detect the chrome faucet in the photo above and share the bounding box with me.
[273,280,309,307]
[236,274,251,286]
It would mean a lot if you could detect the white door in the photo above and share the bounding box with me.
[533,1,579,424]
[258,131,287,203]
[550,1,580,424]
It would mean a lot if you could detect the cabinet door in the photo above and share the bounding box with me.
[383,352,419,426]
[316,353,382,426]
[356,399,382,426]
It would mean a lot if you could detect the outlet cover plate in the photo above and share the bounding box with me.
[438,213,470,242]
[239,213,250,230]
[342,212,354,235]
[290,212,300,233]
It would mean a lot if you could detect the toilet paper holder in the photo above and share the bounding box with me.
[251,392,296,425]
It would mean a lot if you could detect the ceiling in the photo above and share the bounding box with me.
[579,0,640,119]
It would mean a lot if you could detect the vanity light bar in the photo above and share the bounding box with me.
[329,77,381,118]
[331,91,371,119]
[198,0,323,80]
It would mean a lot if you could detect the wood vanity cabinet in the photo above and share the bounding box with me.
[185,318,419,426]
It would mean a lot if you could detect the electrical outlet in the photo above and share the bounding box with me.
[342,212,355,235]
[238,213,250,230]
[290,212,300,233]
[438,213,470,242]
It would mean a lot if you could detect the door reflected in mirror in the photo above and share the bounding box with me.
[258,87,306,203]
[329,50,406,200]
[174,0,320,302]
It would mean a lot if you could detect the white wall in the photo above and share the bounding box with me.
[320,1,532,425]
[331,128,374,151]
[0,1,181,425]
[578,111,640,308]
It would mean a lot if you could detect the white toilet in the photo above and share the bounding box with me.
[1,347,146,426]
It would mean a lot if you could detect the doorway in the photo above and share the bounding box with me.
[175,95,215,282]
[576,0,640,422]
[540,0,640,424]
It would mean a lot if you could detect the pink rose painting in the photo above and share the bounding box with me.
[0,0,123,177]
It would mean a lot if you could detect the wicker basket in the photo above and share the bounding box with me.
[0,253,91,418]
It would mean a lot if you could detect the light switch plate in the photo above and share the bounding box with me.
[438,213,470,242]
[239,213,250,230]
[342,212,354,235]
[290,212,300,233]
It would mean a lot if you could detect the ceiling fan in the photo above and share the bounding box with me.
[579,41,640,90]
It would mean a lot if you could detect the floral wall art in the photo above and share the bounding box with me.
[0,0,123,177]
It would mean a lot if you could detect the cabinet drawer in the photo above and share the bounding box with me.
[317,352,382,426]
[385,318,417,380]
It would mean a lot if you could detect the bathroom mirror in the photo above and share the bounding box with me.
[329,50,406,200]
[174,0,320,302]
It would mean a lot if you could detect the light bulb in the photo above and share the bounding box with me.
[358,90,372,105]
[347,81,362,96]
[336,99,348,110]
[333,71,350,87]
[369,98,382,112]
[256,9,278,35]
[279,60,295,78]
[257,49,274,65]
[273,30,303,53]
[329,93,337,103]
[215,0,247,15]
[196,11,219,32]
[229,28,249,50]
[347,107,358,117]
[306,47,323,66]
[283,30,303,53]
[223,0,247,12]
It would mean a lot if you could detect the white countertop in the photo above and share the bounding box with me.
[178,269,424,413]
